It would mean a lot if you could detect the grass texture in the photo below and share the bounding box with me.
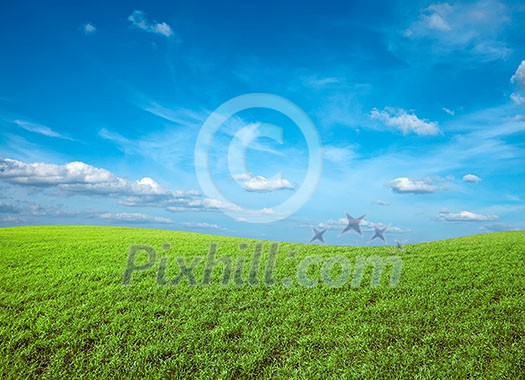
[0,226,523,379]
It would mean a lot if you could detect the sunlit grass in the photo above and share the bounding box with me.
[0,226,523,379]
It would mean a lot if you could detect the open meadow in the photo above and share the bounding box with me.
[0,226,523,379]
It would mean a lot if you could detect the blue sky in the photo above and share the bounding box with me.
[1,0,525,245]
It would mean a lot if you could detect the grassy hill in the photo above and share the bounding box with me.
[0,226,523,379]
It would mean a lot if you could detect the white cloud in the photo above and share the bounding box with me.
[387,177,445,194]
[510,60,525,105]
[0,158,277,221]
[14,120,73,140]
[424,5,452,31]
[82,23,96,35]
[463,174,481,183]
[99,212,173,224]
[232,172,295,192]
[182,222,225,230]
[442,107,455,116]
[370,107,441,136]
[374,200,391,206]
[128,10,174,38]
[0,158,114,186]
[151,23,172,37]
[510,92,525,106]
[135,177,163,193]
[437,209,498,222]
[511,60,525,88]
[178,198,242,212]
[0,158,195,203]
[404,0,510,60]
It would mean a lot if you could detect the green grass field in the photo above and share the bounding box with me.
[0,226,523,379]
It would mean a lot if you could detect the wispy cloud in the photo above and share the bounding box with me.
[166,198,241,213]
[510,93,525,106]
[323,145,358,165]
[128,10,174,38]
[2,215,25,224]
[510,60,525,88]
[302,76,342,89]
[437,209,498,222]
[370,107,441,136]
[143,102,206,125]
[99,212,173,224]
[387,177,446,194]
[480,223,522,232]
[13,120,73,140]
[98,125,196,172]
[442,107,455,116]
[82,23,96,35]
[223,121,286,157]
[168,198,276,222]
[463,174,481,183]
[0,197,78,218]
[232,172,295,192]
[182,222,226,230]
[510,60,525,105]
[404,0,511,60]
